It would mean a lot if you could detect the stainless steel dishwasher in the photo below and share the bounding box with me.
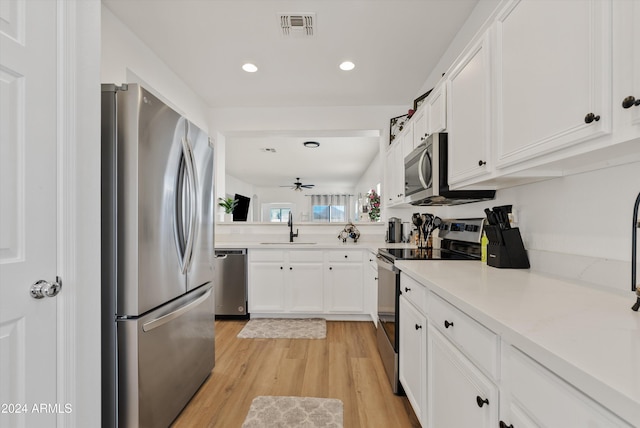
[214,249,248,319]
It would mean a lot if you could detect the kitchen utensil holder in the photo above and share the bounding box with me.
[484,225,530,269]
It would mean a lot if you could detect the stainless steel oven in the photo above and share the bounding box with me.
[375,218,485,395]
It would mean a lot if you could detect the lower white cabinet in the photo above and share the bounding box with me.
[288,261,324,312]
[399,295,427,424]
[500,345,633,428]
[326,262,363,312]
[248,249,365,315]
[427,325,499,428]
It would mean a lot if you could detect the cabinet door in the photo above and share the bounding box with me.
[427,84,447,134]
[248,262,285,312]
[447,34,492,184]
[288,262,324,312]
[384,147,396,207]
[399,296,427,424]
[495,0,612,168]
[394,142,405,204]
[326,263,364,312]
[412,107,428,149]
[427,326,498,428]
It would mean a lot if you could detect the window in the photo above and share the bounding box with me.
[309,194,352,223]
[312,205,345,223]
[269,208,291,223]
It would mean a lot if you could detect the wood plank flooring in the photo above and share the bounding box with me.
[171,320,420,428]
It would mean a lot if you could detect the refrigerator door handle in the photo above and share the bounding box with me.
[180,137,198,273]
[142,286,212,332]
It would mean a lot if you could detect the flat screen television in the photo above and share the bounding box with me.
[232,194,250,222]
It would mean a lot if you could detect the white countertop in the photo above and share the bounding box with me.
[395,260,640,426]
[215,240,414,252]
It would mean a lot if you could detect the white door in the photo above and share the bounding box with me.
[1,0,59,427]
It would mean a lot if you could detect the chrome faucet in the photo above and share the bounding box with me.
[288,211,298,243]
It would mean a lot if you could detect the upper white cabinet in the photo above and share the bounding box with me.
[447,34,492,185]
[384,138,406,207]
[426,84,447,135]
[494,0,612,169]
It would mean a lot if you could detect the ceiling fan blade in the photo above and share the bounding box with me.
[301,184,314,188]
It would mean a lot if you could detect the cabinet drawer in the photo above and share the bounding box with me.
[328,250,363,262]
[502,345,631,427]
[400,273,426,313]
[289,250,323,262]
[427,293,498,379]
[249,250,285,262]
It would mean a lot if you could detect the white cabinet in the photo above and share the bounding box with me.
[447,33,492,185]
[249,249,366,316]
[326,251,364,313]
[399,295,427,424]
[412,107,428,149]
[384,141,406,207]
[426,84,447,135]
[427,325,499,428]
[248,251,286,312]
[500,344,633,428]
[288,261,324,312]
[494,0,612,169]
[366,251,378,325]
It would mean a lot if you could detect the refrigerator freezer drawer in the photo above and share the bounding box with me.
[117,284,214,428]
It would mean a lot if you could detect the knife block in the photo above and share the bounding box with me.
[484,225,530,269]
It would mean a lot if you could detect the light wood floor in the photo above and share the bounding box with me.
[171,320,420,427]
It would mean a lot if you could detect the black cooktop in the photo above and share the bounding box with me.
[379,247,479,261]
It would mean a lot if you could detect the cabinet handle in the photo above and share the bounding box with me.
[415,324,422,330]
[478,160,486,166]
[584,112,600,123]
[444,320,454,329]
[289,267,293,270]
[476,396,489,408]
[329,267,333,270]
[344,255,348,259]
[404,287,411,292]
[499,422,514,428]
[280,266,283,270]
[374,277,378,280]
[622,96,640,109]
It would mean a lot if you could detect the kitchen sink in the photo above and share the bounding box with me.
[260,242,317,245]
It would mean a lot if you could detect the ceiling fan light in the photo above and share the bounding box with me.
[303,141,320,148]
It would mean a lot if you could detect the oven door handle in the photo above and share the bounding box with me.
[376,254,399,273]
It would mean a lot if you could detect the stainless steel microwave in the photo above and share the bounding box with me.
[404,133,495,206]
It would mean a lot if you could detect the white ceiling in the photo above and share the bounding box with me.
[102,0,479,188]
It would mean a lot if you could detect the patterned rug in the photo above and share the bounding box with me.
[237,318,326,339]
[242,396,343,428]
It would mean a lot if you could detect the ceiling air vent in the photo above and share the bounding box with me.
[279,13,315,37]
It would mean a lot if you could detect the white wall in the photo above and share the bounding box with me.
[101,5,210,130]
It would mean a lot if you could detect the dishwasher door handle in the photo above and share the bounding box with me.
[215,254,228,259]
[376,254,399,273]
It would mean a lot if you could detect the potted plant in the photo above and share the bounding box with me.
[218,197,238,222]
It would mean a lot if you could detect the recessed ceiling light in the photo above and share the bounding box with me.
[242,63,258,73]
[303,141,320,148]
[339,61,355,71]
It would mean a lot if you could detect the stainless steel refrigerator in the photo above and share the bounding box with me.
[101,84,215,428]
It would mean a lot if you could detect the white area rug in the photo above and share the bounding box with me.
[237,318,326,339]
[242,396,343,428]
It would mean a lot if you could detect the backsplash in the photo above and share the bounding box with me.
[388,161,640,294]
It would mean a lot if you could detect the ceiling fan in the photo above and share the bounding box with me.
[281,177,315,191]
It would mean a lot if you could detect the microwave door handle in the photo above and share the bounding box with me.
[417,150,429,189]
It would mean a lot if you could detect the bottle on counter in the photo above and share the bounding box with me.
[481,231,488,264]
